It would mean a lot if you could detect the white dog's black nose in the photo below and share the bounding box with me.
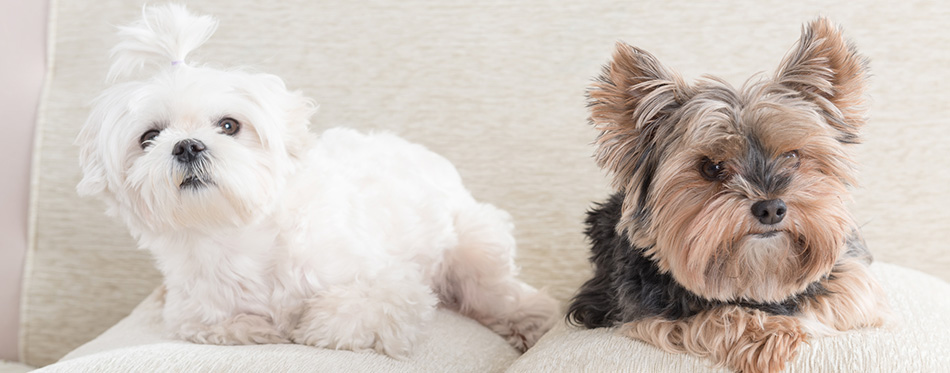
[751,199,787,225]
[173,139,206,164]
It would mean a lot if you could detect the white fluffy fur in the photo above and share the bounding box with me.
[108,4,218,81]
[77,4,556,358]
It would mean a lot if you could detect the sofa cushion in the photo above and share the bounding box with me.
[507,263,950,372]
[37,288,518,373]
[23,0,950,367]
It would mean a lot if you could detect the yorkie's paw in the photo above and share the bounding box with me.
[488,290,558,351]
[726,315,805,373]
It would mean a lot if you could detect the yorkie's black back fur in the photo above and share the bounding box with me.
[567,193,831,328]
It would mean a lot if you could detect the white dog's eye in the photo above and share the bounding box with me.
[139,129,161,149]
[217,117,241,136]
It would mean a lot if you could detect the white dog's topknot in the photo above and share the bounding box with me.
[108,4,218,82]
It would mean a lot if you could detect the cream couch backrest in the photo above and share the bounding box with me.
[22,0,950,367]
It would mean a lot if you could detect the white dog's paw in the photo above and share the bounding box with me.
[292,277,438,358]
[486,290,558,351]
[177,314,290,345]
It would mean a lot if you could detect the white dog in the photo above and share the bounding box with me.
[77,4,556,358]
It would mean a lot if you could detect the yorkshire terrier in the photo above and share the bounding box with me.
[567,18,890,373]
[76,4,555,358]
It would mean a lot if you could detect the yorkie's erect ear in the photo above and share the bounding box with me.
[588,43,692,193]
[774,17,869,144]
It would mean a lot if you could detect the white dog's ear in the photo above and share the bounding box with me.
[76,163,107,197]
[76,117,108,197]
[281,90,318,160]
[243,74,318,159]
[108,4,218,82]
[76,93,122,198]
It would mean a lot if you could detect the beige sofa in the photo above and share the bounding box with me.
[12,1,950,372]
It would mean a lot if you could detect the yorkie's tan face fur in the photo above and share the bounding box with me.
[591,19,867,304]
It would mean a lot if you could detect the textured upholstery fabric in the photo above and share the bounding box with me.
[508,263,950,373]
[34,289,518,373]
[0,361,34,373]
[21,0,950,368]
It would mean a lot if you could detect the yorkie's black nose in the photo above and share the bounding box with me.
[172,139,206,164]
[751,199,786,225]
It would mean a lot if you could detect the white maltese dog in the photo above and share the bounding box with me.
[76,4,556,357]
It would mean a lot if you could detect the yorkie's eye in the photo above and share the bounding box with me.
[782,150,801,168]
[699,157,727,181]
[139,129,161,149]
[217,117,241,136]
